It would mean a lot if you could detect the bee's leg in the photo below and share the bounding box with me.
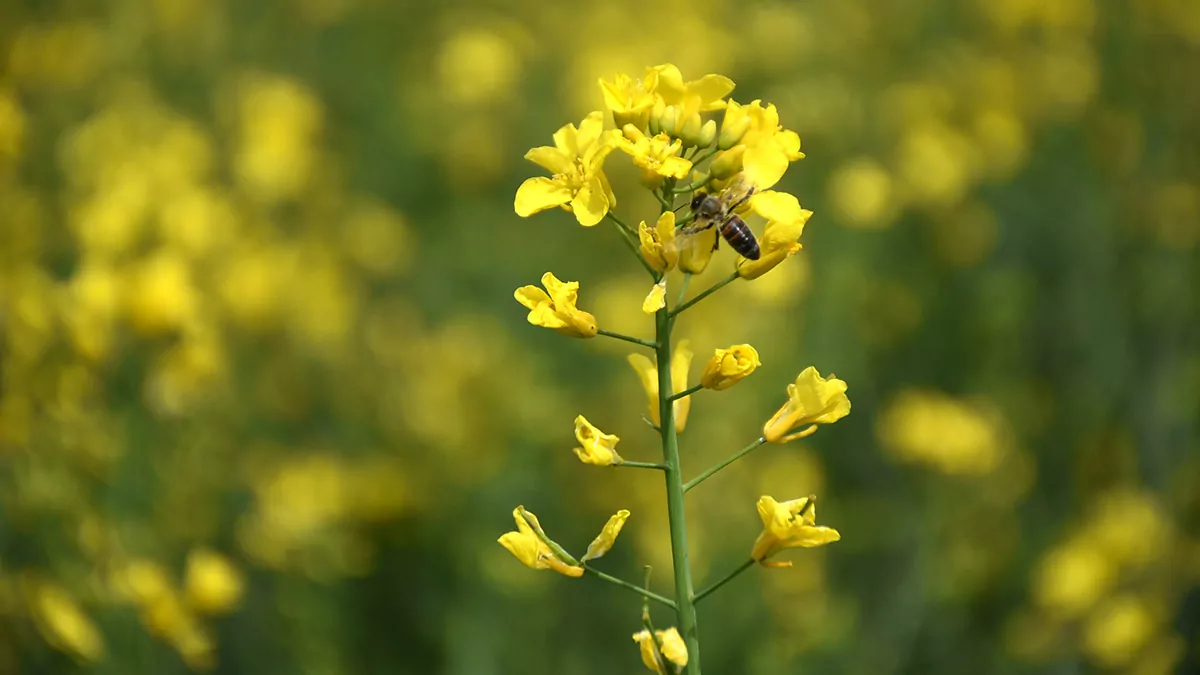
[727,189,755,213]
[679,221,715,236]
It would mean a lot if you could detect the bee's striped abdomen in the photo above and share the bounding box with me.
[720,216,761,260]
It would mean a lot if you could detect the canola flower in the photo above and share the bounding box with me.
[504,64,848,675]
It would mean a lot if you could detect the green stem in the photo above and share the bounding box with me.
[683,437,766,493]
[596,328,658,349]
[669,271,740,318]
[674,273,692,308]
[690,147,719,168]
[607,213,660,280]
[672,175,710,193]
[667,383,704,402]
[583,566,677,609]
[655,189,674,211]
[655,307,701,674]
[693,559,755,603]
[618,460,668,470]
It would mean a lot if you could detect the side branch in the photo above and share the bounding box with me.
[597,328,658,349]
[669,272,739,318]
[583,566,677,609]
[667,383,703,402]
[694,559,755,603]
[683,437,766,493]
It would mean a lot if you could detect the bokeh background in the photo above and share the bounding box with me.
[2,0,1199,673]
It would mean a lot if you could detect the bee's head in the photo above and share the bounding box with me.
[690,192,706,212]
[691,192,721,216]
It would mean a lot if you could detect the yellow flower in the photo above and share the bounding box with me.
[652,64,735,113]
[497,507,584,578]
[183,548,245,616]
[678,226,719,274]
[737,191,813,280]
[515,111,621,226]
[700,344,761,390]
[29,583,106,664]
[725,99,804,189]
[638,211,679,273]
[642,279,668,314]
[599,70,660,130]
[582,509,631,562]
[619,125,693,188]
[751,495,841,566]
[763,367,850,443]
[627,341,693,432]
[632,627,689,674]
[514,272,598,338]
[574,415,623,466]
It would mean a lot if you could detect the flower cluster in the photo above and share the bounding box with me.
[501,64,851,675]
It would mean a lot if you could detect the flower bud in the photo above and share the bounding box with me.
[709,146,746,180]
[656,106,678,140]
[719,114,752,150]
[697,119,718,148]
[678,112,703,147]
[648,99,666,136]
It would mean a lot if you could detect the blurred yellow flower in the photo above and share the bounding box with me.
[619,125,692,188]
[642,279,668,314]
[638,211,678,273]
[1033,536,1115,617]
[764,367,850,443]
[828,158,895,229]
[751,495,841,566]
[514,111,621,226]
[234,74,323,204]
[737,191,812,280]
[632,626,689,674]
[184,549,245,616]
[700,344,761,390]
[0,90,25,160]
[514,272,598,338]
[29,582,105,664]
[497,507,584,577]
[628,341,693,432]
[876,390,1003,475]
[599,70,659,129]
[581,509,631,562]
[726,100,805,189]
[573,415,623,466]
[1083,595,1157,669]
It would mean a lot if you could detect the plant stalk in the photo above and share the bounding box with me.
[655,307,701,675]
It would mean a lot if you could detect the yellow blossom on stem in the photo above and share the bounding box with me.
[642,279,668,314]
[497,507,584,577]
[514,272,598,338]
[763,367,850,443]
[725,99,804,190]
[651,64,735,112]
[599,70,660,130]
[737,191,813,280]
[751,495,841,566]
[632,627,689,674]
[700,344,761,390]
[678,226,719,274]
[581,509,631,562]
[619,125,693,188]
[627,340,693,432]
[514,111,621,226]
[638,211,678,273]
[573,415,623,466]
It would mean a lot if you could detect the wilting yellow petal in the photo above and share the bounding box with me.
[632,626,689,674]
[671,340,693,432]
[514,273,598,338]
[642,280,667,313]
[751,495,841,564]
[497,507,584,577]
[700,344,761,390]
[573,415,623,466]
[582,509,630,562]
[763,367,850,443]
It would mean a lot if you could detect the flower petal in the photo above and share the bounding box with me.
[571,177,610,226]
[743,143,790,190]
[515,177,573,217]
[576,111,607,152]
[582,509,630,562]
[524,146,573,174]
[513,285,551,311]
[750,190,804,225]
[642,280,667,314]
[690,74,736,109]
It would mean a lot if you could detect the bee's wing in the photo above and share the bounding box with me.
[665,217,720,257]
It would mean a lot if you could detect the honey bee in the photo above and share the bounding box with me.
[675,174,761,260]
